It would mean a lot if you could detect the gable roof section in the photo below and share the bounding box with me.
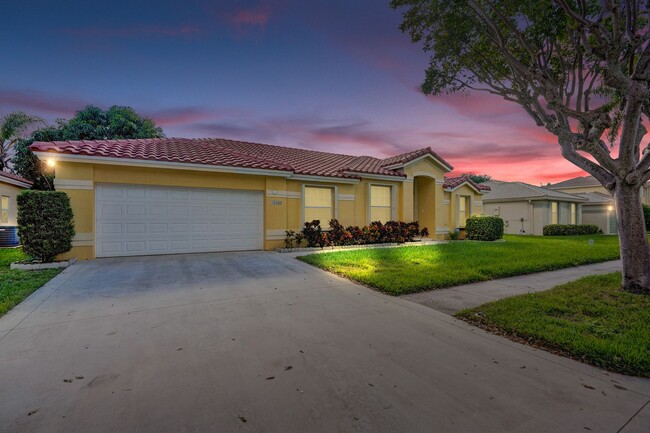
[443,175,491,193]
[482,180,587,202]
[380,147,454,171]
[29,137,435,180]
[547,175,600,189]
[573,191,614,203]
[0,171,32,188]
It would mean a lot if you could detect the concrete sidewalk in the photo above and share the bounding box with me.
[402,260,621,314]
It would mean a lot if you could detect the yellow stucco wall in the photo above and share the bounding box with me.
[54,157,486,258]
[0,182,26,227]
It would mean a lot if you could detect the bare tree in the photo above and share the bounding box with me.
[392,0,650,293]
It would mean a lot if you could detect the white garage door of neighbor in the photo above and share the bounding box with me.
[95,184,264,257]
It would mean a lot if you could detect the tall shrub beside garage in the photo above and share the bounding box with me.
[465,216,504,241]
[17,190,75,262]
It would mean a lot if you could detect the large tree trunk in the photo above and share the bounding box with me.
[614,181,650,293]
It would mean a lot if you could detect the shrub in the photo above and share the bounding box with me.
[465,216,504,241]
[17,190,75,262]
[644,205,650,231]
[284,230,297,248]
[543,224,601,236]
[295,219,429,248]
[303,220,325,247]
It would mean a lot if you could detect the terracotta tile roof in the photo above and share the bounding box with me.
[381,147,453,171]
[0,171,32,187]
[30,137,454,179]
[443,175,491,192]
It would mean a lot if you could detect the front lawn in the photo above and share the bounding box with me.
[456,273,650,377]
[298,235,621,295]
[0,249,60,317]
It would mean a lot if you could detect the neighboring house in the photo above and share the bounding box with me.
[0,171,33,247]
[30,138,489,259]
[482,180,587,235]
[571,191,617,234]
[548,175,650,206]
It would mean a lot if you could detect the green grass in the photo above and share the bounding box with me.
[0,248,60,317]
[298,235,622,295]
[455,273,650,377]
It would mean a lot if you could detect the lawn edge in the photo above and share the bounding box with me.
[297,252,620,296]
[455,304,649,378]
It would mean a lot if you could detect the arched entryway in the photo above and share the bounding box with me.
[413,175,436,232]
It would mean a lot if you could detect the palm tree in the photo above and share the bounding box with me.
[0,112,43,170]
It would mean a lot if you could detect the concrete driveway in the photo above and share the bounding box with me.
[0,252,648,433]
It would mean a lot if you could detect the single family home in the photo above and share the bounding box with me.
[547,175,650,206]
[546,175,648,234]
[30,138,489,259]
[0,171,33,247]
[481,180,587,235]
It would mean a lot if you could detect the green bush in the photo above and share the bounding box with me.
[543,224,601,236]
[643,205,650,231]
[465,216,504,241]
[17,191,75,262]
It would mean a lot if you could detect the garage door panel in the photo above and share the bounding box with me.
[100,204,123,217]
[95,184,263,257]
[126,205,146,216]
[125,241,146,253]
[125,188,147,199]
[99,223,123,235]
[125,223,146,234]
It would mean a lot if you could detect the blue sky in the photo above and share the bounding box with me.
[0,0,584,183]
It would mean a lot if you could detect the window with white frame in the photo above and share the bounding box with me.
[304,186,334,223]
[1,196,8,224]
[551,202,558,224]
[570,203,576,224]
[458,195,470,227]
[370,185,392,222]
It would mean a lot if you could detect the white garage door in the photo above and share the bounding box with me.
[95,184,263,257]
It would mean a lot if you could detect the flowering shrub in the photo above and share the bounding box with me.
[284,219,429,248]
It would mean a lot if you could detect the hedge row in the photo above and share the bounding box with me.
[543,224,601,236]
[465,216,504,241]
[17,190,75,262]
[285,219,429,248]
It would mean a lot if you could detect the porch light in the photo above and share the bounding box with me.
[46,159,56,167]
[607,205,614,212]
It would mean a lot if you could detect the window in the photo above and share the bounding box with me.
[570,203,576,224]
[1,196,8,224]
[551,202,558,224]
[458,196,470,227]
[370,185,392,222]
[304,187,333,223]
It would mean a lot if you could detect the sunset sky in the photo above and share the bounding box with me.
[1,0,588,184]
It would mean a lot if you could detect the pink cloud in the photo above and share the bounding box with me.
[59,25,202,38]
[229,7,271,26]
[425,89,526,119]
[147,107,239,128]
[0,88,89,117]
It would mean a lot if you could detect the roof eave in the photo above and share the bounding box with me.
[32,151,296,178]
[0,176,32,188]
[343,171,406,181]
